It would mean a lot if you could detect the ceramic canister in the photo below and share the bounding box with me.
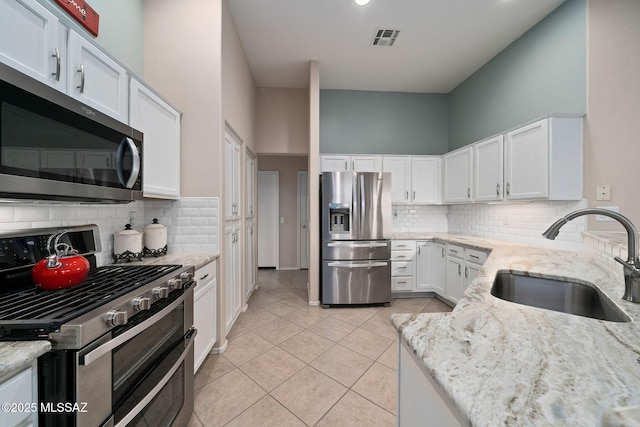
[113,224,143,258]
[143,218,168,254]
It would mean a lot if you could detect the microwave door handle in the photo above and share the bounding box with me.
[115,137,141,189]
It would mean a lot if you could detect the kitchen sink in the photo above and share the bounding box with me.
[491,271,632,322]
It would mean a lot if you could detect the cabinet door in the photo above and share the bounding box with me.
[225,226,241,333]
[246,221,256,298]
[415,242,433,291]
[474,136,504,202]
[443,147,472,203]
[321,155,350,172]
[431,243,446,295]
[0,0,67,91]
[352,155,381,172]
[505,119,549,200]
[245,154,256,217]
[225,132,242,220]
[411,157,441,204]
[194,261,216,373]
[382,156,411,203]
[67,30,128,123]
[464,263,481,293]
[129,78,181,199]
[445,256,464,304]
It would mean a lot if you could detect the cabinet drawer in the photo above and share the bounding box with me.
[392,261,414,276]
[392,240,416,251]
[465,248,488,265]
[446,244,464,258]
[392,276,413,291]
[195,261,216,285]
[392,250,416,261]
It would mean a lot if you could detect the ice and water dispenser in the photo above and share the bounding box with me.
[328,203,350,232]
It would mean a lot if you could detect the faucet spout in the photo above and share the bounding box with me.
[542,208,640,303]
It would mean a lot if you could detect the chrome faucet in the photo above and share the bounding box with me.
[542,208,640,303]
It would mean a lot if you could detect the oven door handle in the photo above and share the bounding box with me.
[102,327,197,427]
[81,285,194,366]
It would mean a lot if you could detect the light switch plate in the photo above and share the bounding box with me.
[596,185,611,201]
[596,206,619,221]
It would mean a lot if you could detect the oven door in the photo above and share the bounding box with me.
[76,285,195,427]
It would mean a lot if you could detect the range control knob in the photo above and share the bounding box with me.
[168,278,183,290]
[153,286,169,299]
[106,310,128,326]
[180,271,194,282]
[132,297,151,311]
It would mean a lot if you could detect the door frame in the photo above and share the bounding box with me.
[257,170,279,269]
[297,171,309,269]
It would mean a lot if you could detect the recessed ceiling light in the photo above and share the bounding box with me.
[355,0,371,6]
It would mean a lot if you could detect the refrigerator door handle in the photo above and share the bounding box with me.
[327,242,389,248]
[327,262,388,268]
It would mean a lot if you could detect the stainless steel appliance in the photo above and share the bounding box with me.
[321,171,392,307]
[0,62,143,203]
[0,225,195,427]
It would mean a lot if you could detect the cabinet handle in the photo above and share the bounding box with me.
[417,246,421,255]
[506,182,511,196]
[497,183,500,196]
[467,187,471,198]
[458,264,461,275]
[450,249,458,254]
[52,48,61,81]
[441,248,445,258]
[77,64,85,93]
[469,254,479,260]
[464,266,468,278]
[405,191,409,200]
[412,191,415,200]
[345,160,349,170]
[199,273,210,281]
[397,281,407,284]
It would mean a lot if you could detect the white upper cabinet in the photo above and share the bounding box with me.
[411,156,441,204]
[0,0,67,91]
[67,30,128,123]
[383,155,441,204]
[129,77,181,199]
[505,117,583,201]
[443,147,473,203]
[225,130,242,221]
[320,155,381,172]
[382,156,411,203]
[474,136,504,202]
[245,152,256,218]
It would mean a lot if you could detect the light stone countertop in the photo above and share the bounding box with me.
[113,252,219,270]
[0,341,51,380]
[389,233,640,427]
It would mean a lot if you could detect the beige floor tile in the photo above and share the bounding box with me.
[283,306,331,329]
[194,354,236,390]
[261,298,303,317]
[225,396,306,427]
[278,330,334,363]
[310,344,374,387]
[194,369,265,425]
[422,298,454,313]
[227,308,280,339]
[271,366,347,426]
[255,317,304,345]
[327,306,381,326]
[352,363,397,415]
[359,311,400,339]
[339,328,394,360]
[186,413,203,427]
[265,288,307,302]
[223,332,274,366]
[316,390,396,427]
[308,317,357,342]
[376,340,398,371]
[239,347,306,391]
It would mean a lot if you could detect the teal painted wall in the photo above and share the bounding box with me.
[448,0,586,150]
[320,90,449,155]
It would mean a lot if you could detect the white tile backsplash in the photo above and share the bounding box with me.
[392,204,449,232]
[0,197,219,266]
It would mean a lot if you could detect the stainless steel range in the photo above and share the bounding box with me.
[0,225,196,427]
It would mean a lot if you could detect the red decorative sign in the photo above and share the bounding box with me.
[54,0,100,37]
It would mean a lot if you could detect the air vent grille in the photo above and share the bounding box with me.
[371,28,400,47]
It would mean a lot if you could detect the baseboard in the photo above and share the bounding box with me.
[210,339,228,354]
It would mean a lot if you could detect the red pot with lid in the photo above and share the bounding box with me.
[32,230,90,290]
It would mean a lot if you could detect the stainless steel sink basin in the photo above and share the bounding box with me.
[491,271,632,323]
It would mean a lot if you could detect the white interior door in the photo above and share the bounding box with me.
[298,171,309,269]
[258,171,279,268]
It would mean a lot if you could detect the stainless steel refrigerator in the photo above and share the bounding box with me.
[321,171,392,307]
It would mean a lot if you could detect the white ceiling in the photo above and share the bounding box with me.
[227,0,566,93]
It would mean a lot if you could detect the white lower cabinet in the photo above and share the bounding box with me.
[194,261,217,373]
[416,241,446,295]
[445,245,465,304]
[0,362,38,427]
[225,224,241,334]
[398,339,467,427]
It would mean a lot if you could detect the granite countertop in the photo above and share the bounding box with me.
[114,252,219,270]
[0,341,51,380]
[390,233,640,427]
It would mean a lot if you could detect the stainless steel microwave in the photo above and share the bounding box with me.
[0,62,143,203]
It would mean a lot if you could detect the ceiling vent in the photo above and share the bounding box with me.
[371,28,400,47]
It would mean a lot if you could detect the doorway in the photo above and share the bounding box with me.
[258,171,279,268]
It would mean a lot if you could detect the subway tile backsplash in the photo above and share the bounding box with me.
[392,204,449,232]
[0,197,219,266]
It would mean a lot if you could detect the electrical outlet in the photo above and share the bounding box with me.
[596,185,611,201]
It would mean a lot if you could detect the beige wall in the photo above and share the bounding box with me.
[258,156,308,269]
[256,88,310,154]
[142,0,222,198]
[308,61,321,305]
[585,0,640,230]
[222,0,257,152]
